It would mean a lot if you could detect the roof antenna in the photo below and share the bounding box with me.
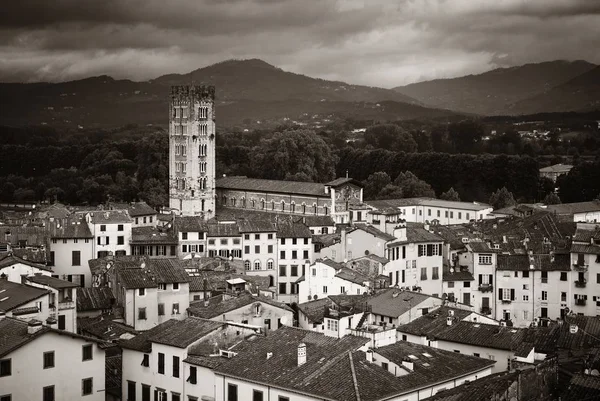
[346,169,349,178]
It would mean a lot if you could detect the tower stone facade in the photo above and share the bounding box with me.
[169,85,216,218]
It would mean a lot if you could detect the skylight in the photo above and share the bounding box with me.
[422,353,433,358]
[408,355,418,360]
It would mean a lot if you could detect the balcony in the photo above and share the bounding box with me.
[480,307,492,315]
[50,298,75,311]
[478,283,493,293]
[573,263,588,271]
[501,299,512,304]
[575,298,587,306]
[575,280,587,288]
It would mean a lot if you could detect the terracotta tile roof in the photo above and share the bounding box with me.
[367,198,491,211]
[238,220,277,233]
[297,298,330,324]
[571,243,600,255]
[115,259,190,288]
[373,341,496,390]
[173,216,207,233]
[125,202,156,217]
[80,316,137,341]
[399,308,532,355]
[0,253,52,271]
[105,354,122,398]
[335,267,369,286]
[207,223,240,237]
[572,227,600,243]
[11,306,42,316]
[217,176,329,197]
[443,269,474,281]
[86,210,132,224]
[25,274,79,289]
[0,279,49,311]
[1,225,48,247]
[116,268,158,289]
[387,226,444,247]
[353,224,396,242]
[295,215,335,227]
[546,200,600,215]
[539,163,573,173]
[426,370,520,401]
[187,293,292,319]
[144,259,191,284]
[556,315,600,350]
[276,219,312,238]
[561,374,600,401]
[120,320,181,352]
[312,233,340,246]
[367,289,434,318]
[146,317,224,349]
[497,253,571,271]
[466,241,498,253]
[130,226,177,244]
[76,287,115,312]
[5,248,48,264]
[47,217,93,239]
[0,317,105,358]
[325,177,363,187]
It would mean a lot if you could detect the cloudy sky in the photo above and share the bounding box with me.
[1,0,599,87]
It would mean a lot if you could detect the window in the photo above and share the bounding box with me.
[523,295,529,301]
[542,291,548,301]
[82,344,93,361]
[138,288,145,296]
[172,303,180,314]
[244,260,251,270]
[173,283,180,290]
[158,283,167,291]
[267,259,274,269]
[43,351,55,369]
[118,236,124,245]
[292,250,298,259]
[187,366,197,384]
[523,284,529,290]
[267,245,273,253]
[127,381,136,401]
[279,283,287,294]
[523,311,529,320]
[448,281,455,288]
[158,353,165,374]
[479,254,492,265]
[158,303,165,316]
[100,224,106,231]
[323,286,328,294]
[254,260,261,270]
[82,378,93,396]
[227,383,238,401]
[71,250,81,266]
[341,286,346,293]
[278,397,290,401]
[142,385,150,401]
[43,386,55,401]
[420,267,427,280]
[432,266,439,280]
[522,271,529,278]
[172,394,181,401]
[279,265,287,276]
[118,224,124,231]
[141,354,149,367]
[326,319,338,331]
[291,265,298,276]
[253,390,264,401]
[138,307,147,320]
[0,359,11,377]
[173,356,180,378]
[255,245,260,254]
[502,288,511,301]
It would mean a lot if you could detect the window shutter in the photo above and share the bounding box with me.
[498,288,502,300]
[479,274,482,285]
[510,289,515,301]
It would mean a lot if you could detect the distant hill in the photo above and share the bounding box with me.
[393,60,597,115]
[0,59,450,128]
[508,66,600,114]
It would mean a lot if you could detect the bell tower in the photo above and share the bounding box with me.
[169,85,216,218]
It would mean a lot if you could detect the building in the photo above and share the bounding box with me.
[120,317,260,401]
[539,163,573,182]
[0,253,52,282]
[297,294,369,337]
[298,259,370,303]
[187,292,293,331]
[76,287,115,318]
[174,216,208,259]
[83,210,133,258]
[130,225,178,258]
[216,176,364,224]
[276,218,313,304]
[24,274,80,332]
[212,325,494,401]
[366,289,446,328]
[384,222,445,296]
[169,85,216,218]
[570,225,600,316]
[0,279,50,322]
[366,198,493,225]
[315,224,395,263]
[239,220,278,278]
[0,317,105,401]
[397,306,532,373]
[545,200,600,223]
[124,201,158,227]
[47,216,94,287]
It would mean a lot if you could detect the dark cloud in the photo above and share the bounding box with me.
[1,0,599,86]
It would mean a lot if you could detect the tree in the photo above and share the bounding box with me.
[440,187,461,202]
[543,192,561,205]
[393,171,435,198]
[489,187,517,210]
[447,120,484,153]
[364,124,417,152]
[362,172,391,199]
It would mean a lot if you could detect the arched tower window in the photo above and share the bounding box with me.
[281,201,286,211]
[244,260,251,270]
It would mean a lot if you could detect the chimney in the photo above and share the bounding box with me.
[340,228,347,263]
[446,316,453,326]
[0,310,6,320]
[401,358,414,371]
[365,349,373,363]
[297,343,307,366]
[394,220,407,242]
[45,317,57,328]
[266,352,273,360]
[27,319,44,335]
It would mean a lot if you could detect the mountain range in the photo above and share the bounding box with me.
[394,60,599,115]
[0,59,598,129]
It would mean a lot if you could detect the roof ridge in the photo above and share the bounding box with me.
[348,351,361,401]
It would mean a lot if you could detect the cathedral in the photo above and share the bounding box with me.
[169,85,364,223]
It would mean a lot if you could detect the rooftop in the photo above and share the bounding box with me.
[148,317,224,349]
[25,274,79,289]
[496,253,571,271]
[387,226,444,247]
[47,217,93,239]
[207,223,240,237]
[238,220,277,233]
[560,374,600,401]
[76,287,115,312]
[352,224,396,242]
[187,293,292,319]
[0,279,50,311]
[173,216,207,233]
[545,200,600,215]
[124,202,156,217]
[539,163,573,173]
[85,210,132,224]
[366,197,491,212]
[217,176,330,197]
[0,253,52,271]
[367,289,434,318]
[130,226,177,244]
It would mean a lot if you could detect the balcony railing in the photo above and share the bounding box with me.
[480,307,492,315]
[573,263,588,271]
[478,283,493,293]
[575,299,587,306]
[575,280,587,288]
[501,299,512,304]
